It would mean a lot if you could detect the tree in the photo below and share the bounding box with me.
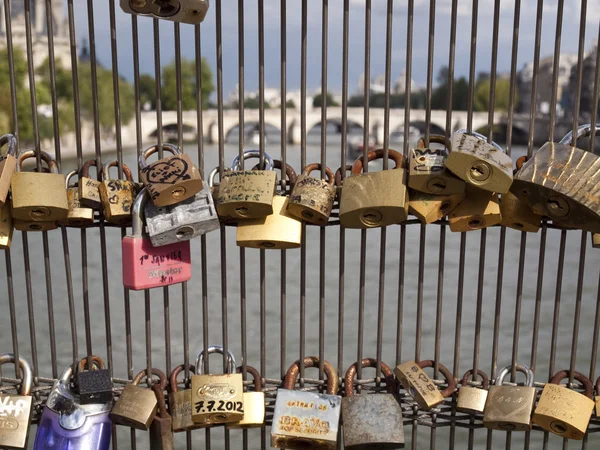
[474,77,515,112]
[160,58,214,110]
[286,99,296,109]
[313,92,338,107]
[139,74,157,110]
[431,66,470,111]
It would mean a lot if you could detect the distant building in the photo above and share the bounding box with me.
[358,70,416,95]
[393,69,416,95]
[565,43,598,117]
[228,84,302,108]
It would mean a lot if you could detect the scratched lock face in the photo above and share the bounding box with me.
[191,374,244,425]
[0,394,32,448]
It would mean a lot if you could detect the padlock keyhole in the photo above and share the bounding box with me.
[260,241,275,248]
[546,196,569,217]
[440,201,452,213]
[236,206,249,216]
[511,222,524,229]
[301,209,314,219]
[176,226,194,239]
[468,218,483,229]
[550,421,568,435]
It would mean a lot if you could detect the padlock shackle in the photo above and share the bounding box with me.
[151,382,170,419]
[282,356,339,395]
[131,187,149,237]
[0,353,33,396]
[515,156,528,171]
[417,134,451,151]
[102,160,133,181]
[81,159,100,179]
[236,365,263,392]
[65,170,78,189]
[208,166,231,187]
[132,368,167,389]
[460,369,489,389]
[334,164,352,187]
[169,364,195,393]
[302,163,335,186]
[495,363,534,387]
[549,370,594,398]
[351,149,405,175]
[344,358,396,397]
[17,150,59,173]
[231,150,274,171]
[455,129,504,153]
[195,345,237,375]
[0,134,17,157]
[416,360,457,399]
[78,355,106,372]
[139,143,181,169]
[559,123,600,146]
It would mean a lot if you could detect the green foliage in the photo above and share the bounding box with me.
[474,77,515,112]
[286,99,296,108]
[313,92,339,107]
[160,58,214,110]
[139,74,157,110]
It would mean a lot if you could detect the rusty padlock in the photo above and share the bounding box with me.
[287,163,336,225]
[394,359,456,410]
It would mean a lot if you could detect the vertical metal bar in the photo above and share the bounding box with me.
[423,0,435,147]
[299,0,307,386]
[280,0,287,381]
[546,0,564,145]
[4,249,20,380]
[571,0,587,139]
[465,0,478,134]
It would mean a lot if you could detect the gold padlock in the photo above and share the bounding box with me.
[78,160,103,209]
[500,156,541,232]
[0,134,18,206]
[409,134,465,195]
[532,370,594,440]
[14,219,58,232]
[168,364,205,432]
[409,190,465,224]
[593,234,600,248]
[0,353,33,449]
[456,369,489,414]
[339,149,409,229]
[99,161,135,226]
[483,364,537,431]
[394,359,456,410]
[58,170,95,227]
[227,365,265,429]
[448,185,501,232]
[0,201,13,248]
[287,163,336,225]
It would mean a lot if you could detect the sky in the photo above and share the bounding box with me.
[71,0,600,99]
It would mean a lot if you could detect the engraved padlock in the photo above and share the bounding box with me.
[191,345,243,425]
[227,365,265,429]
[339,149,409,228]
[0,353,33,449]
[76,355,113,405]
[120,0,210,24]
[483,364,537,431]
[448,185,502,232]
[121,188,192,291]
[0,201,13,248]
[394,360,456,410]
[456,369,489,414]
[532,370,594,440]
[500,156,541,232]
[168,365,205,432]
[140,143,203,207]
[78,160,103,209]
[287,163,336,225]
[0,134,18,206]
[150,381,174,450]
[271,356,341,449]
[99,161,135,226]
[446,130,513,194]
[409,190,465,224]
[341,358,404,449]
[58,170,95,227]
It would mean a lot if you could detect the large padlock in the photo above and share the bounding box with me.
[500,156,541,232]
[58,170,95,227]
[99,161,135,226]
[448,185,501,232]
[271,356,341,449]
[110,368,165,430]
[342,358,404,449]
[287,163,336,225]
[0,134,18,206]
[409,190,465,224]
[191,345,243,425]
[11,150,68,223]
[0,201,13,248]
[456,369,489,414]
[122,188,192,290]
[139,143,203,207]
[0,353,33,449]
[120,0,209,24]
[532,370,594,440]
[78,160,103,209]
[446,130,513,193]
[394,359,456,410]
[169,364,205,432]
[227,365,265,429]
[76,355,113,405]
[483,364,537,431]
[33,364,112,449]
[409,135,465,195]
[512,123,600,232]
[339,149,409,228]
[150,381,174,450]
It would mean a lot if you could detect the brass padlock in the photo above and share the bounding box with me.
[500,156,541,232]
[191,345,243,425]
[140,143,204,207]
[483,364,537,431]
[150,381,174,450]
[0,201,13,248]
[99,161,135,226]
[409,190,465,224]
[456,369,489,414]
[339,149,409,228]
[0,353,33,449]
[11,150,68,223]
[593,234,600,248]
[216,150,277,219]
[271,356,341,449]
[14,219,58,232]
[409,135,465,195]
[446,130,513,193]
[342,358,404,449]
[287,163,336,225]
[207,166,235,224]
[0,134,18,206]
[448,185,502,232]
[58,170,95,227]
[110,368,165,430]
[532,370,594,440]
[168,364,205,432]
[78,160,103,209]
[394,359,456,410]
[227,365,265,429]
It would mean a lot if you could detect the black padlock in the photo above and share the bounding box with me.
[76,355,114,405]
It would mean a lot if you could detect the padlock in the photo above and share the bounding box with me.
[339,149,409,229]
[448,185,502,232]
[341,358,404,449]
[483,364,537,431]
[11,150,68,223]
[208,166,236,224]
[58,170,95,227]
[99,161,135,226]
[334,164,353,200]
[227,365,265,429]
[120,0,209,24]
[121,188,192,291]
[139,143,203,207]
[287,163,336,225]
[216,150,277,219]
[150,381,174,450]
[456,369,489,414]
[110,368,165,430]
[14,219,58,232]
[593,234,600,248]
[78,160,103,209]
[76,355,113,405]
[168,364,205,432]
[500,156,541,232]
[0,201,13,248]
[236,160,302,249]
[512,123,600,233]
[532,370,594,440]
[191,345,243,425]
[0,353,33,449]
[409,135,465,195]
[446,130,513,194]
[394,360,456,410]
[409,190,465,224]
[0,134,18,206]
[34,364,112,450]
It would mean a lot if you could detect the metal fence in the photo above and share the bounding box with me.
[1,0,600,448]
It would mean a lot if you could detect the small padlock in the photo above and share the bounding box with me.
[139,143,203,207]
[339,149,409,229]
[150,381,174,450]
[271,356,341,449]
[593,234,600,248]
[0,201,13,248]
[0,353,33,449]
[99,161,135,226]
[14,219,58,232]
[394,360,456,410]
[456,369,489,414]
[409,190,465,224]
[342,358,404,449]
[110,368,165,430]
[76,355,113,405]
[168,364,205,432]
[78,160,103,209]
[409,134,465,195]
[287,163,336,225]
[500,156,541,232]
[121,188,192,291]
[58,170,95,227]
[483,364,537,431]
[0,134,18,206]
[532,370,594,440]
[448,185,502,232]
[446,130,513,194]
[11,150,68,223]
[120,0,209,24]
[227,365,265,429]
[208,166,236,224]
[191,345,242,425]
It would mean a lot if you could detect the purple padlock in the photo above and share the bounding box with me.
[34,365,112,450]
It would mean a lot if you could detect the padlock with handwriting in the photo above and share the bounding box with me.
[394,359,456,410]
[110,369,164,430]
[99,161,135,226]
[79,160,102,209]
[287,163,336,225]
[59,170,95,227]
[0,353,33,449]
[120,0,209,24]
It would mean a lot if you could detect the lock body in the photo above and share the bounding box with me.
[79,177,102,209]
[287,175,336,225]
[457,386,488,414]
[448,186,501,232]
[0,154,17,206]
[77,370,113,405]
[0,202,13,248]
[150,415,174,450]
[593,234,600,248]
[120,0,210,24]
[191,373,245,425]
[483,385,536,431]
[409,191,464,224]
[394,361,444,410]
[60,186,94,227]
[14,219,58,232]
[227,391,265,429]
[11,172,68,222]
[0,393,32,448]
[169,389,205,432]
[110,384,158,430]
[500,190,541,232]
[216,170,277,219]
[409,147,465,195]
[99,179,134,225]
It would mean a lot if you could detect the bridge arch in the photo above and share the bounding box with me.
[224,120,282,143]
[150,123,198,141]
[474,123,529,145]
[306,117,364,135]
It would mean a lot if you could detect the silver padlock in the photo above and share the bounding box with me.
[120,0,210,24]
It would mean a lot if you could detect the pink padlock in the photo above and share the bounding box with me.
[122,187,192,290]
